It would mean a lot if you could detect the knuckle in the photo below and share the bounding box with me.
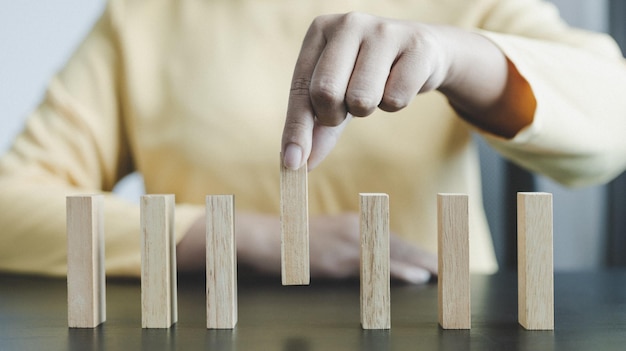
[339,11,361,27]
[310,14,330,31]
[346,92,378,117]
[310,79,344,106]
[373,21,395,39]
[336,11,373,31]
[407,26,438,51]
[380,94,410,112]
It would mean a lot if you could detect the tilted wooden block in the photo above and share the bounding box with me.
[141,195,177,328]
[360,193,390,329]
[437,193,471,329]
[280,155,310,285]
[518,192,554,330]
[67,195,106,328]
[206,195,238,329]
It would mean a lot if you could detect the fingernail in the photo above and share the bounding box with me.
[283,143,303,170]
[408,269,431,284]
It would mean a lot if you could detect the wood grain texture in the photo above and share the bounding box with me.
[360,193,390,329]
[518,192,554,330]
[67,195,106,328]
[206,195,238,329]
[141,195,178,328]
[280,155,310,285]
[437,193,471,329]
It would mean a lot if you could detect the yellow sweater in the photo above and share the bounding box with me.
[1,0,626,276]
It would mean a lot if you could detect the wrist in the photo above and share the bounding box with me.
[434,28,534,137]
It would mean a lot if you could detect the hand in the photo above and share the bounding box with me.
[308,213,436,284]
[176,212,283,274]
[281,12,528,171]
[177,212,436,284]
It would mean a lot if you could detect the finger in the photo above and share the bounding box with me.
[307,113,352,170]
[389,233,438,275]
[282,17,328,170]
[309,19,361,126]
[379,51,429,112]
[345,26,399,117]
[390,260,432,284]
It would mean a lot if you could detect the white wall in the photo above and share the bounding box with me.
[0,1,106,151]
[550,0,608,32]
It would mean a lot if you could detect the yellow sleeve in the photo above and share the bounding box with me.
[0,1,203,277]
[477,0,626,187]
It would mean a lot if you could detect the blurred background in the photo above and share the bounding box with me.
[0,0,624,271]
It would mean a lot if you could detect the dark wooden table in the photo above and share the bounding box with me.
[1,270,626,350]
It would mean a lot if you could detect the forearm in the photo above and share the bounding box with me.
[477,30,626,186]
[0,175,202,277]
[0,179,139,276]
[437,26,535,138]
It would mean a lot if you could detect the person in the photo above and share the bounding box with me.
[1,0,625,283]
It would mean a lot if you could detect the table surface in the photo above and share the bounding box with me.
[1,270,626,351]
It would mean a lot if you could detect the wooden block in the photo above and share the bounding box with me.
[141,195,177,328]
[518,192,554,330]
[67,195,106,328]
[280,155,310,285]
[437,193,471,329]
[206,195,238,329]
[360,193,390,329]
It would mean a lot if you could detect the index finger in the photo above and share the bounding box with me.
[281,20,326,171]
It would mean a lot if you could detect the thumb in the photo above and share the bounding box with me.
[307,114,352,170]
